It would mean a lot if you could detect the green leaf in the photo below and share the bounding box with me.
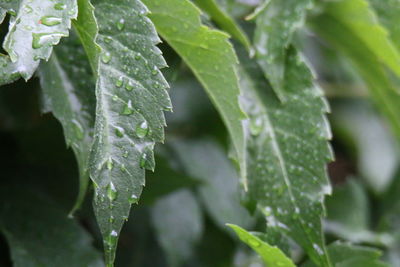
[227,224,295,267]
[310,4,400,142]
[74,0,171,265]
[0,186,103,267]
[319,0,400,82]
[252,0,314,101]
[142,0,247,187]
[369,0,400,52]
[303,242,389,267]
[192,0,251,51]
[170,139,254,230]
[238,47,333,266]
[0,0,77,85]
[38,32,96,215]
[151,189,203,267]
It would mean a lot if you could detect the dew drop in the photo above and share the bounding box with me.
[24,5,33,14]
[115,76,123,87]
[122,150,129,158]
[250,117,263,136]
[101,51,111,64]
[139,152,147,168]
[40,16,62,26]
[107,182,117,201]
[71,119,84,140]
[114,126,124,138]
[32,32,64,49]
[54,3,67,10]
[125,81,134,91]
[122,100,134,115]
[107,157,114,170]
[136,121,149,138]
[151,68,158,76]
[129,193,138,204]
[117,18,125,31]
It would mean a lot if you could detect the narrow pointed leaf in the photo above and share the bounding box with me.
[252,0,313,101]
[193,0,251,51]
[0,187,103,267]
[310,7,400,141]
[320,0,400,80]
[74,0,171,265]
[227,224,295,267]
[0,0,77,85]
[38,33,96,215]
[142,0,247,187]
[239,48,333,266]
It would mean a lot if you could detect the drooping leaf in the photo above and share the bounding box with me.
[192,0,251,51]
[318,0,400,83]
[74,0,171,265]
[252,0,314,101]
[151,189,203,267]
[38,32,96,215]
[303,242,389,267]
[238,47,333,266]
[142,0,247,187]
[170,139,253,231]
[0,186,103,267]
[0,0,77,85]
[310,5,400,142]
[227,224,295,267]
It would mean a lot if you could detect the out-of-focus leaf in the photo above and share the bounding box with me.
[303,242,389,267]
[143,0,247,188]
[227,224,295,267]
[193,0,251,51]
[318,0,400,79]
[38,33,95,215]
[151,189,203,267]
[74,0,171,265]
[0,187,103,267]
[252,0,314,101]
[331,101,399,193]
[0,0,77,85]
[238,47,333,266]
[140,156,200,205]
[311,5,400,144]
[170,139,254,230]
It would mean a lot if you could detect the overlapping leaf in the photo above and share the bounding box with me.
[73,0,171,265]
[0,0,77,85]
[228,224,295,267]
[142,0,247,187]
[252,0,314,101]
[38,33,96,214]
[238,48,333,266]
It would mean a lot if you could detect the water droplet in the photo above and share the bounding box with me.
[125,81,134,91]
[115,126,124,138]
[107,157,114,170]
[54,3,67,10]
[120,164,127,172]
[71,119,84,140]
[136,121,149,138]
[122,100,133,115]
[250,117,263,136]
[40,16,62,26]
[112,95,119,101]
[32,32,65,49]
[129,193,138,204]
[104,36,112,43]
[122,150,129,158]
[134,54,141,60]
[107,182,117,201]
[109,216,115,223]
[151,68,158,76]
[24,5,33,14]
[115,76,123,87]
[101,52,111,64]
[140,152,147,168]
[248,239,260,248]
[117,18,125,31]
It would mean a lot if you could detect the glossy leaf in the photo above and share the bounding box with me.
[143,0,247,187]
[38,33,96,215]
[252,0,313,101]
[0,187,103,267]
[227,224,295,267]
[238,48,333,266]
[151,189,203,267]
[0,0,77,85]
[74,0,171,265]
[193,0,251,51]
